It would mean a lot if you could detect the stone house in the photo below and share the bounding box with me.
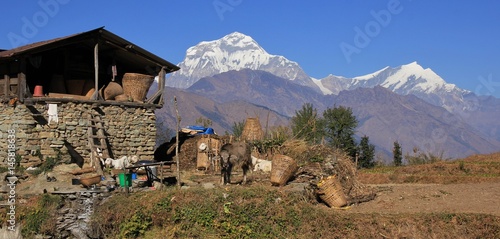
[0,27,179,174]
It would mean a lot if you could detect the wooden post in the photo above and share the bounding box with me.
[4,75,9,97]
[92,43,99,100]
[146,67,166,105]
[174,96,181,188]
[158,67,165,105]
[18,73,26,102]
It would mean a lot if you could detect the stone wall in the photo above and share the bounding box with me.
[0,102,157,167]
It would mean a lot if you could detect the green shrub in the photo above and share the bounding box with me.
[20,194,62,237]
[119,212,153,238]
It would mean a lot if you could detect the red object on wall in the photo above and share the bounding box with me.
[33,85,44,97]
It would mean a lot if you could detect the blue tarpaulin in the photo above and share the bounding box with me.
[182,125,215,135]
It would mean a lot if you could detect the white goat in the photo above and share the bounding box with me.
[253,159,272,172]
[251,155,259,166]
[105,156,132,170]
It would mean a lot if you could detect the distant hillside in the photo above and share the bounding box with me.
[187,69,327,116]
[333,86,500,159]
[155,86,290,144]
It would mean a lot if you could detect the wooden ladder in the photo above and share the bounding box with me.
[87,107,109,176]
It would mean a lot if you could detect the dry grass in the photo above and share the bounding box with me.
[358,152,500,184]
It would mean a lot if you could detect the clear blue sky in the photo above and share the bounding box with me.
[2,0,500,97]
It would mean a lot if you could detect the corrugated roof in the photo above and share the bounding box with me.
[0,27,179,73]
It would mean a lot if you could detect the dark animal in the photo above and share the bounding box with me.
[217,142,252,185]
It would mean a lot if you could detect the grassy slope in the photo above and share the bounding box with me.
[13,152,500,238]
[89,153,500,238]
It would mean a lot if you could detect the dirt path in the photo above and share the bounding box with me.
[346,182,500,215]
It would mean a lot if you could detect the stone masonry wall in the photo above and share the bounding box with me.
[0,102,156,167]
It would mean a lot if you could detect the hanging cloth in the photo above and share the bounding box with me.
[48,104,58,125]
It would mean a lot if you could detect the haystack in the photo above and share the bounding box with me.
[241,117,264,141]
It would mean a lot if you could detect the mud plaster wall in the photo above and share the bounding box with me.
[0,102,156,167]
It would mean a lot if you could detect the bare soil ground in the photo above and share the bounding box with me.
[346,182,500,215]
[349,152,500,216]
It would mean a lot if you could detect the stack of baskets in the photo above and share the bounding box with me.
[122,73,154,102]
[270,154,298,186]
[317,175,348,208]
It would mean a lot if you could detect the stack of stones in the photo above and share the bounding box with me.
[55,190,109,238]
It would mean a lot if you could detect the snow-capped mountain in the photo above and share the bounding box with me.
[319,62,473,113]
[166,32,479,116]
[167,32,319,91]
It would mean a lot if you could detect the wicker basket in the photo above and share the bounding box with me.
[317,175,347,208]
[122,73,154,102]
[270,154,298,186]
[80,175,101,187]
[241,118,264,141]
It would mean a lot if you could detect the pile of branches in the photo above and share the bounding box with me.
[280,140,376,205]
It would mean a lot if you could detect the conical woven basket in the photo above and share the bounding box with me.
[122,73,154,102]
[317,175,347,208]
[241,117,264,141]
[270,154,298,186]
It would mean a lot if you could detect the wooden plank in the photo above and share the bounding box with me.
[47,92,90,100]
[17,74,25,102]
[4,75,9,97]
[146,67,166,104]
[24,97,162,108]
[9,78,18,84]
[0,79,5,97]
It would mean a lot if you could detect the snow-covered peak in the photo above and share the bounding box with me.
[353,66,389,81]
[168,32,317,90]
[381,62,451,93]
[185,32,265,57]
[221,32,261,49]
[316,61,471,113]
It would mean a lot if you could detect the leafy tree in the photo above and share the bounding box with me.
[231,121,245,138]
[290,103,322,144]
[393,141,402,166]
[322,105,358,157]
[358,135,375,168]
